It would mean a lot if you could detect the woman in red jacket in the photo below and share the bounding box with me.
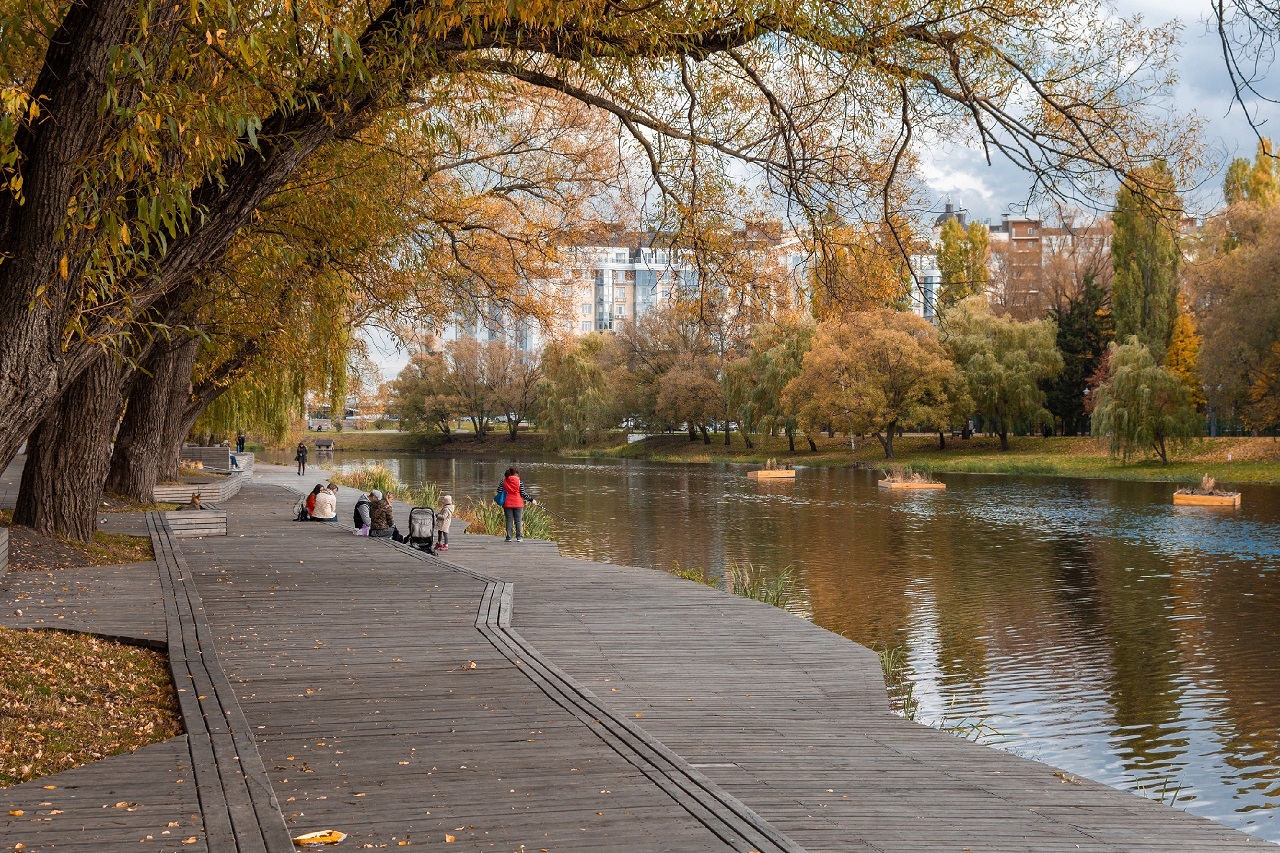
[499,466,536,541]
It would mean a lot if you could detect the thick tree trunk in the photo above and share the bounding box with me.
[786,425,795,453]
[507,417,519,440]
[723,420,730,445]
[107,338,199,502]
[876,430,895,459]
[740,427,754,449]
[807,437,818,452]
[998,430,1010,451]
[699,425,711,444]
[688,425,698,441]
[13,360,132,541]
[938,431,946,450]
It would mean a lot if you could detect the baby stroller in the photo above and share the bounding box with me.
[407,506,437,553]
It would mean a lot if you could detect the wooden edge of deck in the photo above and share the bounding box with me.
[146,511,293,853]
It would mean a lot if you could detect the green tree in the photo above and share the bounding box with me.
[783,310,960,459]
[1110,161,1182,360]
[937,218,990,310]
[1044,273,1115,435]
[387,351,456,441]
[1090,338,1201,463]
[944,297,1064,450]
[741,316,815,452]
[538,335,615,450]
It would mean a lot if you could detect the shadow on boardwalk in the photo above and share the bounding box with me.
[1,467,1273,851]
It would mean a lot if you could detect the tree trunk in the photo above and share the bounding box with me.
[876,430,895,459]
[688,425,698,441]
[998,430,1010,451]
[786,425,795,453]
[723,420,730,445]
[807,437,818,452]
[507,416,519,440]
[13,360,132,541]
[938,431,946,450]
[740,427,754,450]
[1156,435,1168,464]
[106,338,199,503]
[699,425,711,444]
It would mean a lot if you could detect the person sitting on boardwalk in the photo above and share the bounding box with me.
[295,442,308,475]
[499,467,536,542]
[368,491,404,541]
[305,484,322,519]
[353,491,372,533]
[437,495,454,550]
[311,484,337,521]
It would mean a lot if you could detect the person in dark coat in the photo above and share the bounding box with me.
[295,442,308,475]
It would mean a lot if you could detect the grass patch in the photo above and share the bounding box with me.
[82,531,154,566]
[330,464,441,509]
[725,562,802,610]
[0,627,182,787]
[591,432,1280,484]
[458,497,555,539]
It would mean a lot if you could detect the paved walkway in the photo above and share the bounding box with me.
[1,462,1273,850]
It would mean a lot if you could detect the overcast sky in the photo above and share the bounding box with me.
[925,0,1264,223]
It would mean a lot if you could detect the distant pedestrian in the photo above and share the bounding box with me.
[236,433,246,453]
[295,442,308,475]
[498,467,536,542]
[437,495,454,550]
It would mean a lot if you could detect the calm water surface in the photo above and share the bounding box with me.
[328,452,1280,841]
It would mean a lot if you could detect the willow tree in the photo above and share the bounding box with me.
[0,0,1193,477]
[1090,338,1201,464]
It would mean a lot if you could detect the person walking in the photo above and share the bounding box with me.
[295,442,308,475]
[311,483,337,521]
[498,466,536,542]
[437,495,454,550]
[236,433,246,453]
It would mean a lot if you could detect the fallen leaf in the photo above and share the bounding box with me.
[444,835,455,843]
[292,829,347,846]
[8,810,23,816]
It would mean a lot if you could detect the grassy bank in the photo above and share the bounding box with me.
[584,433,1280,485]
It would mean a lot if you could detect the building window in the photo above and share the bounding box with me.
[581,303,591,315]
[581,321,591,332]
[613,269,627,283]
[614,287,626,301]
[614,304,625,317]
[614,251,627,263]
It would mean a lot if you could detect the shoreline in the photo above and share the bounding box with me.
[272,430,1280,485]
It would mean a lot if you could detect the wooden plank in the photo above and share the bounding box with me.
[0,525,7,579]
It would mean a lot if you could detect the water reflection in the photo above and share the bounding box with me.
[325,453,1280,841]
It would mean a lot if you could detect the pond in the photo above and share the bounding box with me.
[322,452,1280,842]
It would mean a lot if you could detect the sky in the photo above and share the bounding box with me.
[924,0,1266,223]
[365,0,1267,382]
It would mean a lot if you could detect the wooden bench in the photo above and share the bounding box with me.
[0,526,8,579]
[154,472,244,504]
[161,510,228,537]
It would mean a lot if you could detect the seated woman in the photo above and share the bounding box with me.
[304,484,322,519]
[368,490,404,541]
[311,483,337,521]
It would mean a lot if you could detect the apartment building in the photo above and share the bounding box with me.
[437,222,809,352]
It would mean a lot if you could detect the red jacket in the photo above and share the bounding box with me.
[502,475,528,509]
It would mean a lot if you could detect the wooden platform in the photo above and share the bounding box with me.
[1174,491,1241,507]
[155,473,244,504]
[2,471,1272,852]
[163,509,229,537]
[878,479,947,490]
[0,525,7,578]
[747,469,795,480]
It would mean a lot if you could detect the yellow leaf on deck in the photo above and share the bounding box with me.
[293,829,347,846]
[444,834,455,842]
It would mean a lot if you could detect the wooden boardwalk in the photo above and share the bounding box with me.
[2,466,1275,850]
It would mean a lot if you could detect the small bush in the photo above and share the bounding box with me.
[667,561,717,586]
[725,562,800,610]
[330,464,441,509]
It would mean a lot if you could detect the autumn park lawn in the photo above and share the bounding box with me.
[594,434,1280,485]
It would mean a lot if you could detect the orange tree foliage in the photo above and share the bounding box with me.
[0,0,1197,470]
[782,310,960,458]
